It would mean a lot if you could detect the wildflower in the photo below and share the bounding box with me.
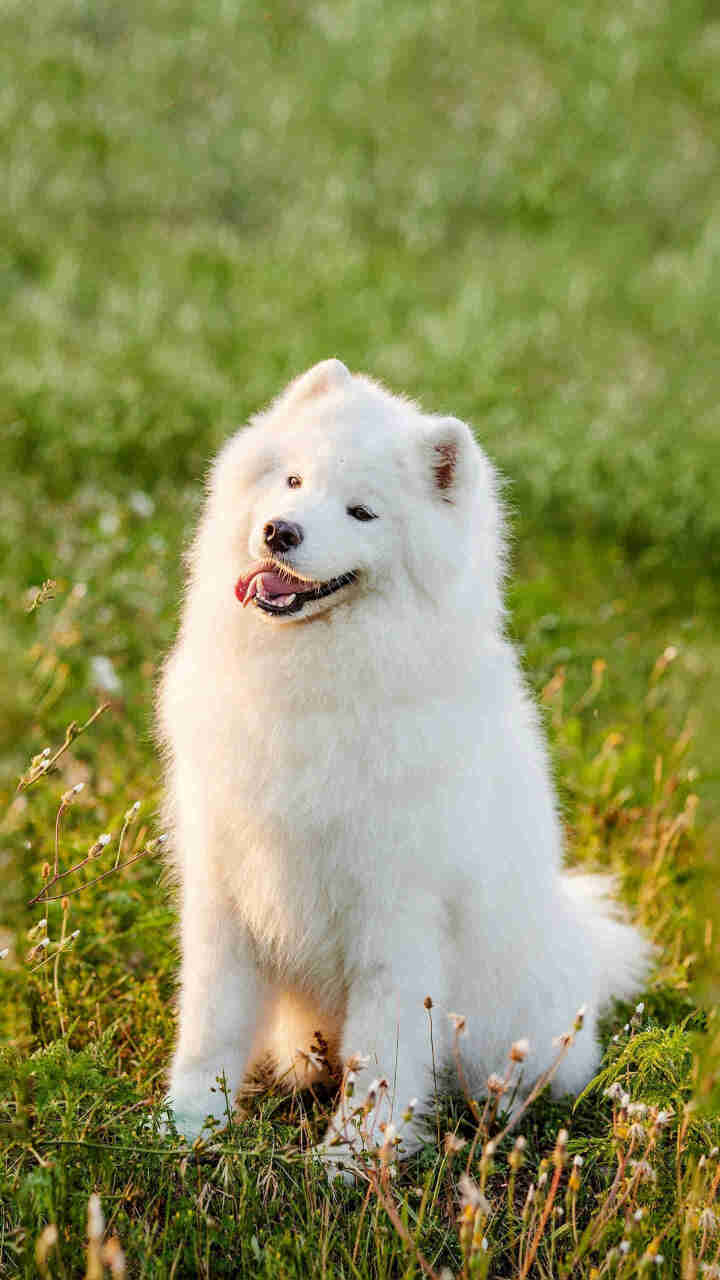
[604,1082,624,1101]
[627,1102,647,1118]
[573,1154,584,1168]
[88,1193,104,1241]
[448,1011,467,1033]
[346,1052,370,1071]
[633,1208,644,1222]
[90,655,122,694]
[629,1159,656,1184]
[62,783,85,805]
[510,1038,530,1061]
[444,1133,466,1155]
[635,1002,645,1014]
[458,1174,491,1214]
[382,1123,397,1147]
[129,490,155,518]
[508,1137,526,1169]
[487,1072,506,1094]
[102,1236,127,1277]
[619,1240,630,1255]
[655,1109,672,1127]
[296,1047,324,1071]
[35,1224,58,1270]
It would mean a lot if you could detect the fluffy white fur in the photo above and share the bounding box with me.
[158,359,650,1167]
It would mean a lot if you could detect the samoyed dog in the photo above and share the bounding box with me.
[159,358,649,1168]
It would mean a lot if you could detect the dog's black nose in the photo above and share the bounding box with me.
[263,519,304,554]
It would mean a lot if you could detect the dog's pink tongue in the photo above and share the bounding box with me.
[235,568,299,607]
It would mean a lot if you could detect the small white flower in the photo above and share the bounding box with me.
[448,1011,467,1033]
[573,1154,584,1167]
[627,1102,647,1118]
[604,1082,624,1101]
[90,656,122,695]
[633,1208,644,1221]
[98,833,111,847]
[487,1073,506,1093]
[129,490,155,518]
[635,1002,645,1014]
[655,1110,672,1126]
[619,1240,630,1255]
[458,1174,491,1213]
[87,1193,104,1242]
[510,1037,530,1061]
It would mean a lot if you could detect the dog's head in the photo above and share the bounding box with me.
[200,360,503,628]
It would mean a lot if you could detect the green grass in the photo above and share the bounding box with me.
[1,0,720,1275]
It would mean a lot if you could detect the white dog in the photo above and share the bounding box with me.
[158,359,649,1167]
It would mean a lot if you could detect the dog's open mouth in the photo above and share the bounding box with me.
[235,563,358,616]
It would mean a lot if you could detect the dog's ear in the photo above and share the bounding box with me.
[423,416,475,503]
[283,359,352,408]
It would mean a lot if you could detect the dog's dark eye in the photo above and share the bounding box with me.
[347,505,377,522]
[287,475,302,489]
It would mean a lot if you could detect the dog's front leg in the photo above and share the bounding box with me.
[321,936,447,1177]
[167,888,266,1141]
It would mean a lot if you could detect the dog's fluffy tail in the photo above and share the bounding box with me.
[561,872,654,1008]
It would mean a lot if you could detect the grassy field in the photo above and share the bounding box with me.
[1,0,720,1275]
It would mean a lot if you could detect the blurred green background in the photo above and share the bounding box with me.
[1,0,719,902]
